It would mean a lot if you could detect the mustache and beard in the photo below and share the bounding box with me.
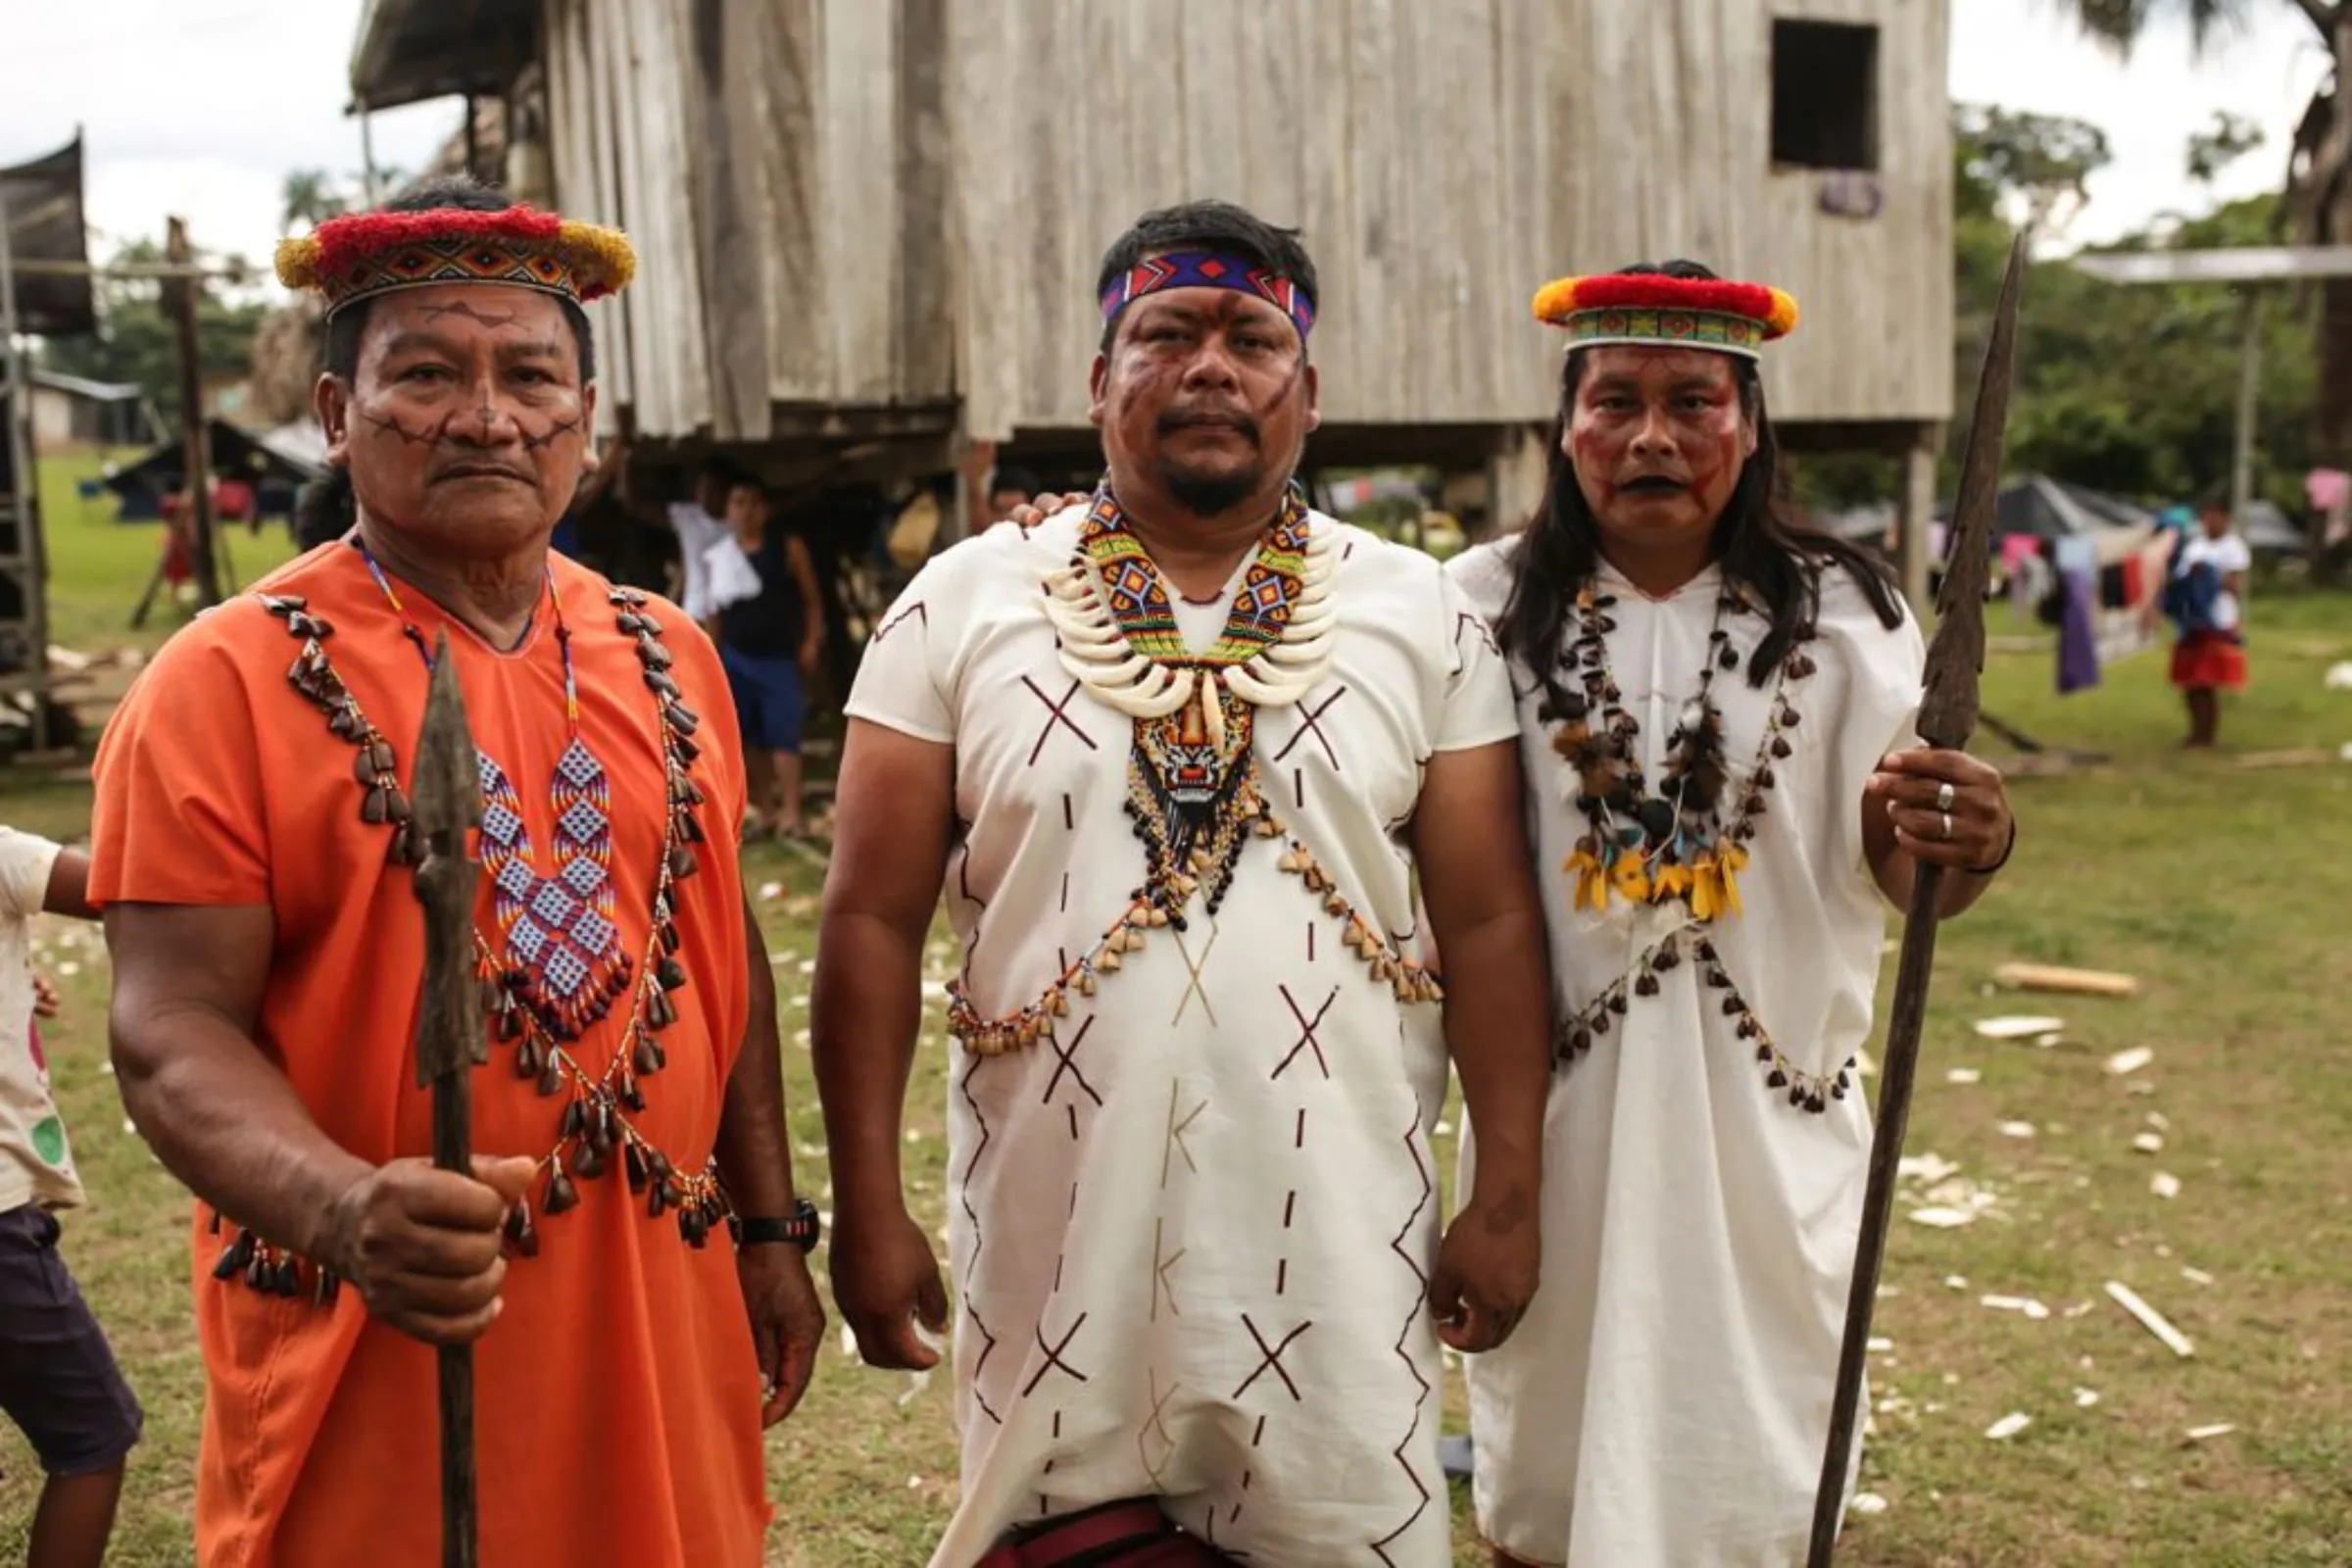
[1153,405,1267,517]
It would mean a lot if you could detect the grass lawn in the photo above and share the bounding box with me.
[31,447,303,661]
[0,507,2347,1564]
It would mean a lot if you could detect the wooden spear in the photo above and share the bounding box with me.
[411,633,488,1568]
[1805,232,2030,1566]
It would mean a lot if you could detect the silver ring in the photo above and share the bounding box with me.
[1939,811,1953,841]
[1936,781,1956,812]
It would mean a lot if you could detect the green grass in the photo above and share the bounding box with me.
[2,530,2348,1564]
[33,447,302,658]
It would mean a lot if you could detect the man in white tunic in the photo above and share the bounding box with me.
[1448,263,2019,1567]
[814,200,1554,1568]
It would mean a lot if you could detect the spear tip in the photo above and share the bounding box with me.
[412,633,482,841]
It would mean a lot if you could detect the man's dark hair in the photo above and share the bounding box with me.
[1495,260,1904,712]
[321,174,597,384]
[1093,199,1318,352]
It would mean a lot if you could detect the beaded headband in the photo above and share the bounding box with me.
[1100,249,1317,342]
[1532,272,1799,360]
[274,204,638,320]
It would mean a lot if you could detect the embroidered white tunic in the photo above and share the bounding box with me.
[846,508,1516,1568]
[1446,537,1924,1568]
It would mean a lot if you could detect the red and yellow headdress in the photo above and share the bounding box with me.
[274,204,637,319]
[1531,271,1799,360]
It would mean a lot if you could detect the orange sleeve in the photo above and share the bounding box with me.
[89,619,274,908]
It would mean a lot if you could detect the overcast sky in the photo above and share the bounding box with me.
[0,0,2332,299]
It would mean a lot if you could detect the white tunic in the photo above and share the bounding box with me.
[1446,538,1924,1568]
[847,508,1517,1567]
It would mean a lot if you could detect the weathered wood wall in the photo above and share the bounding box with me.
[950,0,1952,440]
[541,0,956,441]
[534,0,1950,446]
[1549,0,1955,427]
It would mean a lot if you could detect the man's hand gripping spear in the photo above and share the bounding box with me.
[1806,234,2029,1565]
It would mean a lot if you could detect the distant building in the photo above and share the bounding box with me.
[28,369,156,450]
[347,0,1954,566]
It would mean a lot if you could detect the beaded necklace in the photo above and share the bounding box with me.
[1540,564,1841,1112]
[357,544,635,1044]
[215,559,731,1302]
[1547,575,1812,921]
[946,488,1444,1055]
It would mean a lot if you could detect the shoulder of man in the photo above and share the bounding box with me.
[1810,555,1924,671]
[1441,533,1525,621]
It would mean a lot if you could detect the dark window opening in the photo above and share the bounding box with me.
[1771,20,1879,172]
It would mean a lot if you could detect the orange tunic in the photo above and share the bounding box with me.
[89,544,766,1568]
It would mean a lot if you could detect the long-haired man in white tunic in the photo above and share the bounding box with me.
[813,200,1554,1567]
[1448,263,2018,1567]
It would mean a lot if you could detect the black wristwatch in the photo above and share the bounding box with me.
[736,1199,821,1251]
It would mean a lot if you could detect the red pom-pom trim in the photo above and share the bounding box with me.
[1562,275,1779,321]
[311,206,565,283]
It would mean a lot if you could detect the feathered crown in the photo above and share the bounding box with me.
[1531,271,1798,359]
[274,204,636,319]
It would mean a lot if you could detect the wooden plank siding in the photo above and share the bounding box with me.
[540,0,958,441]
[529,0,1949,445]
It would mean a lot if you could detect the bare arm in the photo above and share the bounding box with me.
[1408,741,1552,1217]
[42,848,98,921]
[787,537,826,663]
[718,894,828,1426]
[107,903,370,1255]
[811,718,957,1368]
[107,902,532,1343]
[714,897,800,1218]
[811,719,955,1218]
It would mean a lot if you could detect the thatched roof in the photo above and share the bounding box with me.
[246,295,325,429]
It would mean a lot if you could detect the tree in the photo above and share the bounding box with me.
[1953,104,2115,235]
[1788,103,2319,519]
[279,169,346,235]
[38,235,270,427]
[2051,0,2352,465]
[2187,110,2268,184]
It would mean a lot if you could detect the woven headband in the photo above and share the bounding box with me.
[1531,272,1798,360]
[275,204,637,320]
[1100,249,1316,341]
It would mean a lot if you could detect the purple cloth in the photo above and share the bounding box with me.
[2058,568,2101,694]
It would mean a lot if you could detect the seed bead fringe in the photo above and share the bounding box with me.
[946,795,1441,1056]
[1551,931,1854,1114]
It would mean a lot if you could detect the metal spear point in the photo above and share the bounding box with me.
[1806,232,2029,1566]
[411,633,487,1568]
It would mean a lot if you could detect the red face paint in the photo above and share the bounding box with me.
[1566,347,1754,571]
[1091,284,1316,519]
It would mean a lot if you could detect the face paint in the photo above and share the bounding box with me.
[339,283,591,561]
[1567,346,1755,553]
[1094,285,1313,521]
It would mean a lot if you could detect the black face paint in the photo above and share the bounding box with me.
[520,416,584,453]
[417,300,521,328]
[363,412,436,445]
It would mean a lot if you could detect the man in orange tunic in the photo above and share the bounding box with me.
[88,177,825,1568]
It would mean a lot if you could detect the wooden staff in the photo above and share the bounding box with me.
[1805,233,2029,1566]
[411,634,488,1568]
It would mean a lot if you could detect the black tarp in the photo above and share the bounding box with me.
[0,133,96,339]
